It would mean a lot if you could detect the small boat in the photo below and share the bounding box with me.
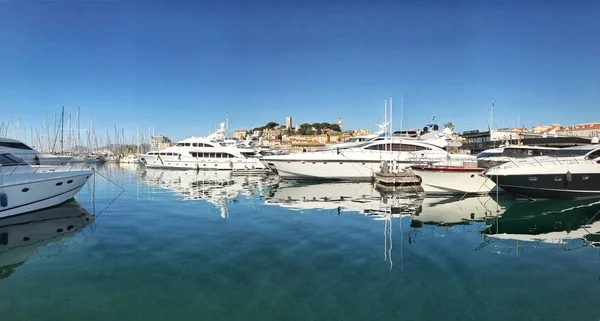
[119,154,140,164]
[0,152,93,218]
[411,161,497,196]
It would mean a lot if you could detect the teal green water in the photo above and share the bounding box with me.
[1,164,600,320]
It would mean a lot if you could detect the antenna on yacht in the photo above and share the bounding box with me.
[400,93,403,133]
[384,100,388,139]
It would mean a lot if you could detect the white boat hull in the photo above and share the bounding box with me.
[263,159,385,181]
[0,171,92,219]
[412,167,497,196]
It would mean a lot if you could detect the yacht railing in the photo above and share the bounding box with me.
[1,152,93,176]
[502,155,600,169]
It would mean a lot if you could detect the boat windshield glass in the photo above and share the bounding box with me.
[501,148,550,158]
[476,151,502,159]
[546,148,593,157]
[0,153,27,166]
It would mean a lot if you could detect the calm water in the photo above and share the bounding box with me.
[1,163,600,321]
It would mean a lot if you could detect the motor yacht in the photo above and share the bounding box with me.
[476,145,559,169]
[484,145,600,199]
[139,123,267,170]
[0,152,93,218]
[261,135,475,182]
[0,137,72,166]
[410,161,498,196]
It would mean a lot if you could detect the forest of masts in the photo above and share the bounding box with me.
[1,107,152,155]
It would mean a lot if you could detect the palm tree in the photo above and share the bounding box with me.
[444,122,455,131]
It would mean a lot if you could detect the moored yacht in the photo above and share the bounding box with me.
[0,137,72,166]
[0,152,93,218]
[476,145,559,169]
[139,123,267,171]
[410,161,498,196]
[484,145,600,199]
[262,137,475,182]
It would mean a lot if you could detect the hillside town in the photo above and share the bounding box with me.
[146,117,600,155]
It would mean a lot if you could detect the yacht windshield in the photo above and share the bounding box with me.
[476,152,502,159]
[0,153,27,166]
[546,149,593,157]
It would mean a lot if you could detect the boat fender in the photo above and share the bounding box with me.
[0,193,7,207]
[415,175,423,185]
[566,171,572,183]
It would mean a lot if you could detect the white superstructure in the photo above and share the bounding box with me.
[0,137,72,166]
[138,123,267,170]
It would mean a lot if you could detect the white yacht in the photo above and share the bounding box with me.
[0,137,72,166]
[484,145,600,199]
[261,136,475,181]
[139,123,267,171]
[410,162,498,196]
[476,145,559,169]
[0,152,93,218]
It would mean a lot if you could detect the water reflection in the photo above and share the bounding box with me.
[141,169,276,218]
[0,200,94,279]
[263,181,423,217]
[479,199,600,254]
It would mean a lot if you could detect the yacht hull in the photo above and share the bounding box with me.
[0,171,92,219]
[411,166,497,196]
[263,159,391,182]
[486,173,600,199]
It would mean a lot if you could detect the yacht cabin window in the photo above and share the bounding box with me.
[365,143,430,151]
[0,141,33,150]
[502,148,548,158]
[546,149,594,157]
[0,154,26,166]
[585,149,600,159]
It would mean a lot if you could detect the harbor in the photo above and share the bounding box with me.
[1,163,600,320]
[3,0,600,319]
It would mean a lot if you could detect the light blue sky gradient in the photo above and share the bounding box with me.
[1,0,599,143]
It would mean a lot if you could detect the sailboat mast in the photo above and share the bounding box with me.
[60,106,64,153]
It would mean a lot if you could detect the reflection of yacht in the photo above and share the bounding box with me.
[483,198,600,244]
[142,169,274,218]
[262,181,422,216]
[0,200,94,279]
[411,196,504,227]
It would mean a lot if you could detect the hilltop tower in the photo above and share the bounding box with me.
[337,117,343,131]
[285,116,293,130]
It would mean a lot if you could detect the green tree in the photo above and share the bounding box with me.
[444,122,455,131]
[328,124,341,132]
[266,122,279,129]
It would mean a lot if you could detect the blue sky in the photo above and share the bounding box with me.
[1,0,599,143]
